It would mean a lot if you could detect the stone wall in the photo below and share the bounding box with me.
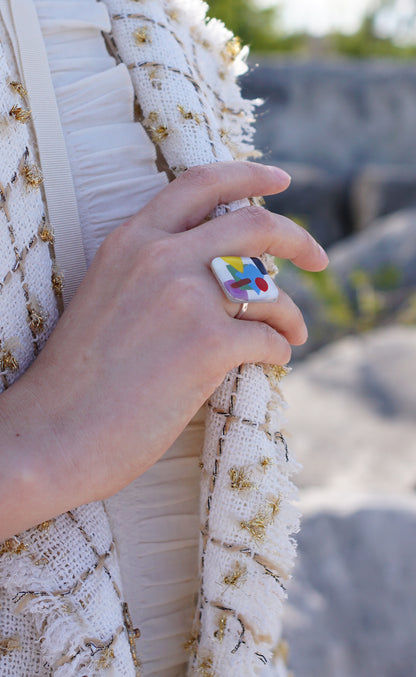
[243,59,416,174]
[242,60,416,245]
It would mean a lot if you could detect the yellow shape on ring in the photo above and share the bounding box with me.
[221,256,244,272]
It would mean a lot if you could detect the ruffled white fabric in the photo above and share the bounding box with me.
[34,0,168,267]
[34,1,203,675]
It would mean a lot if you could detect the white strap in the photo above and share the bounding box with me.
[1,0,87,307]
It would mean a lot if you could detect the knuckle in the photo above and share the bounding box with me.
[139,236,172,265]
[96,227,122,264]
[241,205,272,229]
[179,164,218,189]
[294,223,312,256]
[97,217,144,264]
[162,274,201,314]
[259,323,292,364]
[134,237,175,279]
[259,322,278,349]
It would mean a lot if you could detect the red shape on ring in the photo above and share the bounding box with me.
[256,277,269,292]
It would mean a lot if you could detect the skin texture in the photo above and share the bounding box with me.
[0,161,328,541]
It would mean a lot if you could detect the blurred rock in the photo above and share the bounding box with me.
[276,208,416,358]
[279,327,416,676]
[244,60,416,174]
[283,326,416,493]
[329,208,416,289]
[283,494,416,677]
[265,163,345,247]
[351,165,416,230]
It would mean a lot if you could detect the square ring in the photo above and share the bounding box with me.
[210,256,279,303]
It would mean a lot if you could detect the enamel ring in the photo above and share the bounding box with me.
[210,256,279,318]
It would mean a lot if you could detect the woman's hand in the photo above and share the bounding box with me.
[0,161,328,540]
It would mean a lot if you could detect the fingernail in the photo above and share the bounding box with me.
[269,166,291,183]
[319,244,329,261]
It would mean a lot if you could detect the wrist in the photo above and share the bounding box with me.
[0,373,70,540]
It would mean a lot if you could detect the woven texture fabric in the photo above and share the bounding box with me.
[0,16,59,391]
[102,1,300,674]
[0,8,139,676]
[0,0,299,674]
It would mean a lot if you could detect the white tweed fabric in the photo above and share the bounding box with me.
[0,1,300,675]
[0,10,139,676]
[102,1,300,675]
[0,21,59,387]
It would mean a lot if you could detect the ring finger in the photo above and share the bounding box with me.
[226,287,308,346]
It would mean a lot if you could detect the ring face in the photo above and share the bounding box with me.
[211,257,279,303]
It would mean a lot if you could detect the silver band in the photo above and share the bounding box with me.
[234,302,249,319]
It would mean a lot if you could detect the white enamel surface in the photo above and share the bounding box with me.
[211,256,279,303]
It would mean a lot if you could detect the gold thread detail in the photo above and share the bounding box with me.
[27,299,47,335]
[184,633,198,655]
[263,364,291,383]
[144,111,169,143]
[222,36,242,61]
[0,350,19,373]
[240,496,281,542]
[177,104,201,124]
[213,616,227,642]
[229,467,253,491]
[21,162,43,189]
[133,26,150,44]
[36,520,53,532]
[196,655,214,676]
[122,602,142,675]
[223,562,247,587]
[51,268,64,294]
[273,639,290,665]
[9,105,31,123]
[260,456,273,471]
[0,635,21,655]
[0,538,28,556]
[8,80,28,97]
[39,220,55,244]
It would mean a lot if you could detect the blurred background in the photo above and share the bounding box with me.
[207,2,416,676]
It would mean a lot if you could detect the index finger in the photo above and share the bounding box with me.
[188,206,329,272]
[138,161,291,233]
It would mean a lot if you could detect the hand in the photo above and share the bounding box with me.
[0,161,328,540]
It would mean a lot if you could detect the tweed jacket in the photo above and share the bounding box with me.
[0,1,298,675]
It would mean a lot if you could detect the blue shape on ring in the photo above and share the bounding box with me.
[251,257,267,275]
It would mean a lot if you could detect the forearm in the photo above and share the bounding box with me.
[0,376,74,541]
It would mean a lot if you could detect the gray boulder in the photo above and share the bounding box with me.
[265,163,345,248]
[351,164,416,231]
[244,60,416,175]
[276,208,416,357]
[278,326,416,676]
[283,326,416,492]
[328,207,416,290]
[283,495,416,677]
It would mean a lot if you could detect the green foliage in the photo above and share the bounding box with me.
[300,268,355,329]
[371,263,403,291]
[206,0,307,53]
[206,0,416,58]
[298,263,411,336]
[206,0,281,51]
[332,13,416,59]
